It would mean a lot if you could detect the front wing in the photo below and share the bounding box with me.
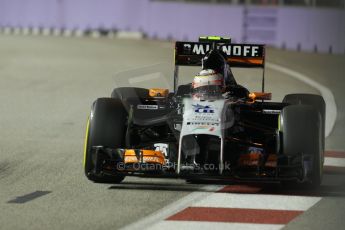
[90,146,312,183]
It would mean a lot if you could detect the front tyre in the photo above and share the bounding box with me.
[84,98,127,183]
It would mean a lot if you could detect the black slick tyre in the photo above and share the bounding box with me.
[280,104,323,188]
[283,93,325,151]
[84,98,127,183]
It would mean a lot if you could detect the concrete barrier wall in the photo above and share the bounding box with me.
[276,7,345,54]
[146,2,244,42]
[0,0,344,54]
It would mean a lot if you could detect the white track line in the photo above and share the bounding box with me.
[119,185,224,230]
[266,62,337,137]
[120,186,321,230]
[148,221,284,230]
[191,193,321,211]
[324,157,345,167]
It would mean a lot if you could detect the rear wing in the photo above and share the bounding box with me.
[174,42,265,68]
[173,40,266,92]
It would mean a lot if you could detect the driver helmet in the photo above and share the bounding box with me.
[192,69,224,100]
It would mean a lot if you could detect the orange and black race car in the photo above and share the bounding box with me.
[83,36,325,188]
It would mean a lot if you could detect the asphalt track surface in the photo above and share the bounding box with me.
[0,35,344,230]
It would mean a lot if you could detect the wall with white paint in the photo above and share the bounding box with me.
[0,0,344,54]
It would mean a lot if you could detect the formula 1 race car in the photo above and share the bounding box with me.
[83,36,325,188]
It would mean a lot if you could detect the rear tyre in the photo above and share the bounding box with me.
[280,105,323,188]
[283,93,325,151]
[84,98,127,183]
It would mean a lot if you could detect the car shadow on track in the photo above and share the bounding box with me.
[108,167,345,197]
[108,180,217,192]
[217,182,345,198]
[218,168,345,197]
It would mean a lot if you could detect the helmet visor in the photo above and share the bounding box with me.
[192,85,222,100]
